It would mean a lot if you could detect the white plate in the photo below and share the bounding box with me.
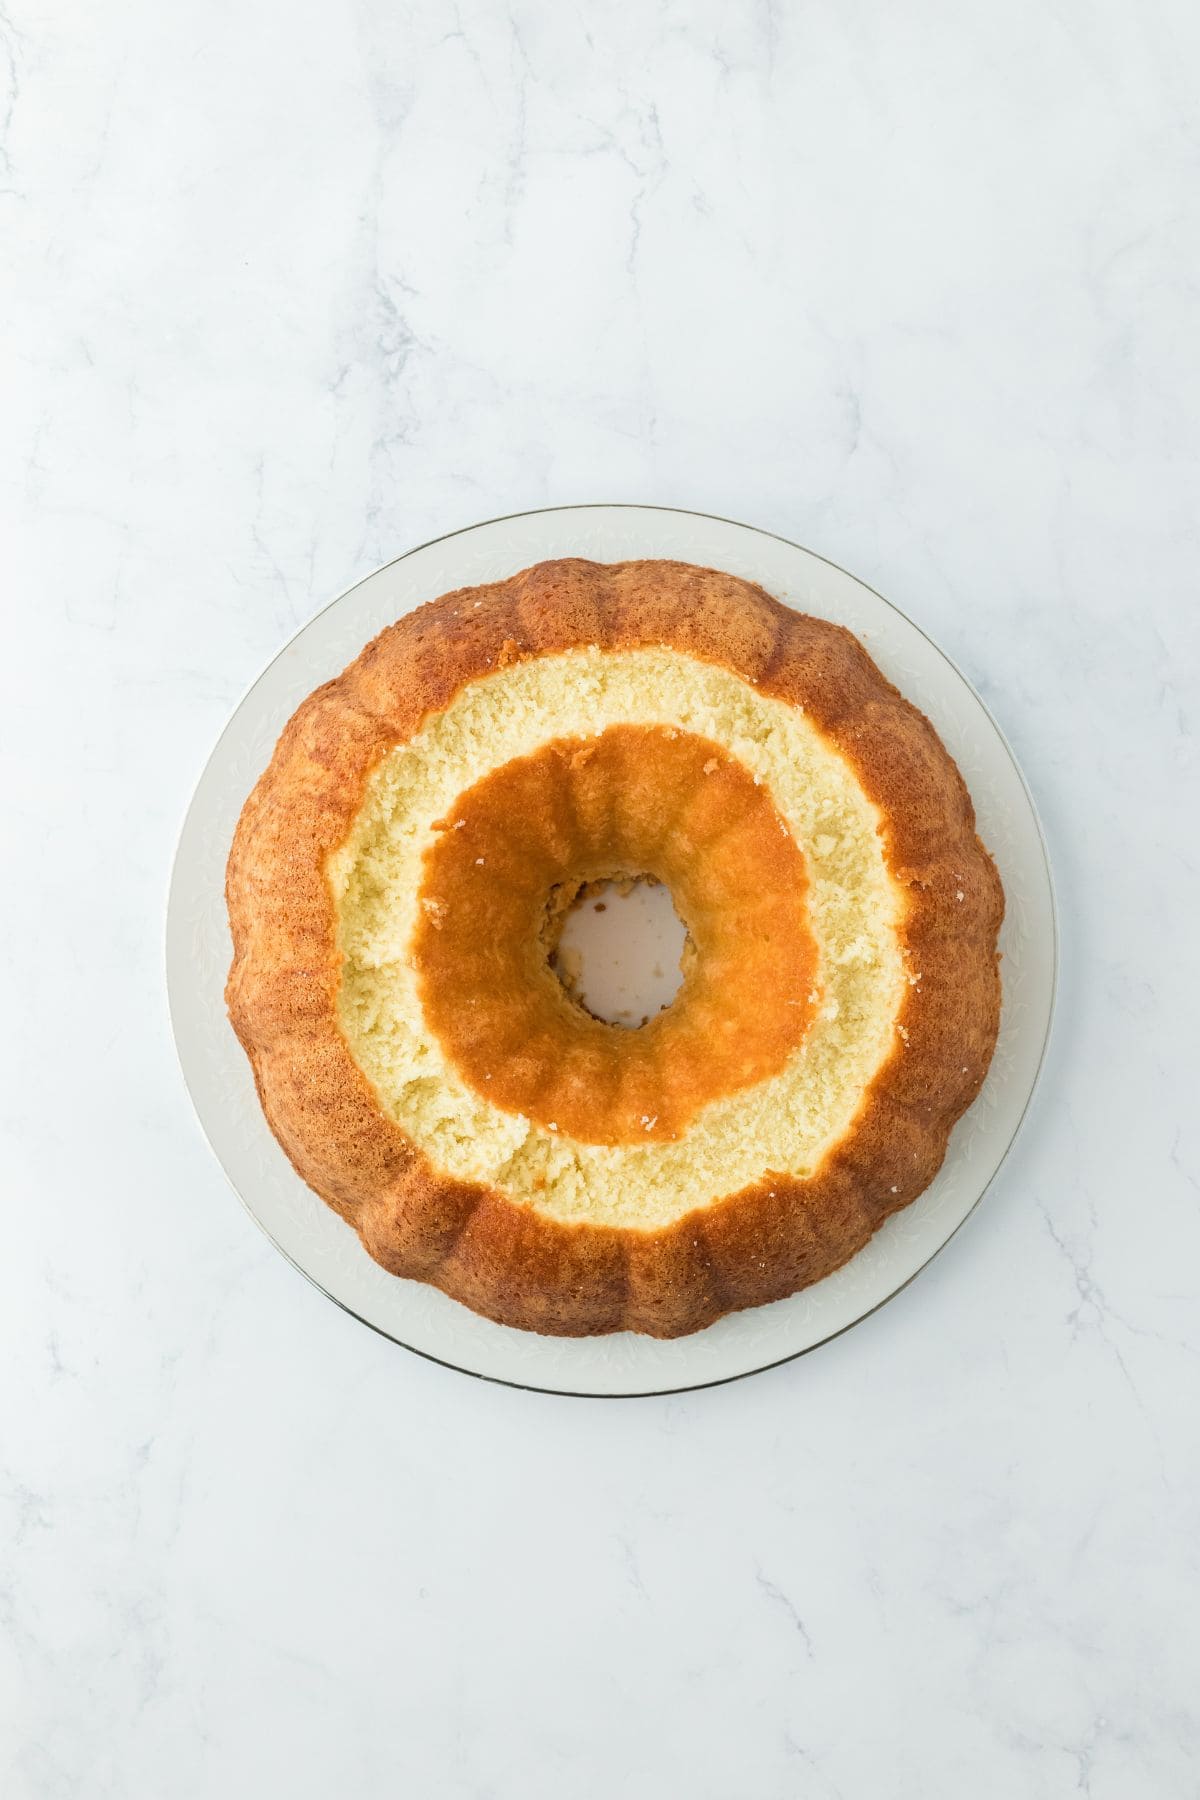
[167,505,1056,1396]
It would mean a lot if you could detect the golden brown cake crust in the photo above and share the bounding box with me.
[226,558,1004,1339]
[413,724,820,1145]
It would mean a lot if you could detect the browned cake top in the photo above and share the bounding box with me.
[414,724,818,1145]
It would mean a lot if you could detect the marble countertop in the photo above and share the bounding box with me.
[4,2,1198,1794]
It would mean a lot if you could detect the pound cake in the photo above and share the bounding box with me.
[226,558,1003,1337]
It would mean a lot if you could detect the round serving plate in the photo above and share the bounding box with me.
[167,505,1057,1396]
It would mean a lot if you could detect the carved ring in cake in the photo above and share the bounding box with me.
[226,558,1003,1338]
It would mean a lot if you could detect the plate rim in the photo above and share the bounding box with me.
[166,502,1059,1398]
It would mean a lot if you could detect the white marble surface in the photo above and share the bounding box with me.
[3,1,1198,1793]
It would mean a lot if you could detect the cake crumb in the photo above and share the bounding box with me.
[703,758,718,774]
[475,857,485,866]
[556,947,582,984]
[421,897,447,929]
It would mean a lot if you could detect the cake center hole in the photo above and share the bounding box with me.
[551,876,688,1027]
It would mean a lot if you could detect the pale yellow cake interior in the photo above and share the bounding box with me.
[327,648,908,1229]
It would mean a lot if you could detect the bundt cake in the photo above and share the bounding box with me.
[225,558,1003,1338]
